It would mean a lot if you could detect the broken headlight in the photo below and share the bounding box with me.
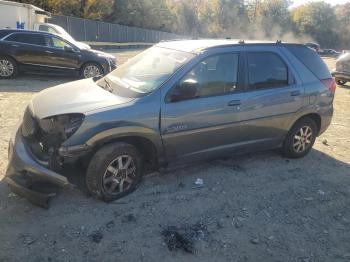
[39,113,85,140]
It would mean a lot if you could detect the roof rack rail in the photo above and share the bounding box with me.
[238,40,245,44]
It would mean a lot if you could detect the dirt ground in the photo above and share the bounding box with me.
[0,53,350,262]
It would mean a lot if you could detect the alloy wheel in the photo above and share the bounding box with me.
[102,155,136,195]
[83,65,101,78]
[0,59,14,77]
[293,126,313,153]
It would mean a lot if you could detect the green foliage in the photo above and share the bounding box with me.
[13,0,350,48]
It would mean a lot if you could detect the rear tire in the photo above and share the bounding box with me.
[282,117,317,158]
[81,62,103,79]
[86,142,143,202]
[0,56,17,79]
[336,79,347,85]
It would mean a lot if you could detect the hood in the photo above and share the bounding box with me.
[30,79,134,119]
[88,49,115,59]
[75,42,91,50]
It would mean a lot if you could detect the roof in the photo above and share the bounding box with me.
[0,29,59,38]
[156,39,289,53]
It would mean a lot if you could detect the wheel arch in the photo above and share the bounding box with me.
[85,127,165,170]
[0,54,18,63]
[80,61,104,75]
[292,113,321,136]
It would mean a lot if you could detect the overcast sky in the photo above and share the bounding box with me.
[291,0,350,8]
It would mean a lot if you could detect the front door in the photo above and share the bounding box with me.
[44,35,81,70]
[161,52,244,160]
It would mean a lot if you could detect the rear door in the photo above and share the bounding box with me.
[4,32,49,66]
[237,46,304,148]
[161,50,245,161]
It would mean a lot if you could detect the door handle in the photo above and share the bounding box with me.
[291,90,301,96]
[11,44,19,47]
[45,50,54,54]
[228,100,241,106]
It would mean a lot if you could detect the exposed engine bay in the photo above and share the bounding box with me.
[21,107,84,171]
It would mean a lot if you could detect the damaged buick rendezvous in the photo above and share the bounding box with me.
[6,40,335,207]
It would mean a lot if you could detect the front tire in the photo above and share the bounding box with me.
[282,117,317,158]
[81,62,103,79]
[0,56,17,79]
[86,143,143,202]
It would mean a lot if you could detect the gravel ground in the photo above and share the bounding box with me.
[0,53,350,262]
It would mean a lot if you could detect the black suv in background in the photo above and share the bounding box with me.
[0,29,116,79]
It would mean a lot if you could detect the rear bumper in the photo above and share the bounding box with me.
[331,70,350,81]
[5,124,69,207]
[319,107,334,136]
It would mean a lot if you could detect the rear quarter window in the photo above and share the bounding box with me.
[5,33,46,46]
[0,31,11,39]
[285,45,331,79]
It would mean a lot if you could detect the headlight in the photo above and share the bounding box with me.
[39,113,85,140]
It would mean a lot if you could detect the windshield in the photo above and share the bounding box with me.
[98,46,194,97]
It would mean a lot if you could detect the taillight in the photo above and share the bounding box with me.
[321,78,336,93]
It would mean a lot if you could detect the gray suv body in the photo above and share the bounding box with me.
[5,40,335,207]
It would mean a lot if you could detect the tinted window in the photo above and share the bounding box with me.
[5,33,46,46]
[285,44,331,79]
[179,53,239,98]
[0,31,11,39]
[248,52,288,89]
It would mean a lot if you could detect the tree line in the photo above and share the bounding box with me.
[15,0,350,49]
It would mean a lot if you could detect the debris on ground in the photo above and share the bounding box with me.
[322,138,329,146]
[194,178,204,186]
[121,213,136,223]
[20,234,38,246]
[88,231,103,243]
[178,182,185,188]
[161,222,208,253]
[106,220,115,229]
[7,192,17,198]
[318,189,325,195]
[250,238,259,245]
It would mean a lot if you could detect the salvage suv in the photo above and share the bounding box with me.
[5,40,335,207]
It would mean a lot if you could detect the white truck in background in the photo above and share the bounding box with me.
[0,0,90,49]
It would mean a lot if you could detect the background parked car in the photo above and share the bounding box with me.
[319,49,341,57]
[0,29,116,79]
[305,42,320,52]
[332,52,350,85]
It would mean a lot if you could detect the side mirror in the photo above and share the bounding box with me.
[64,46,74,52]
[169,79,199,102]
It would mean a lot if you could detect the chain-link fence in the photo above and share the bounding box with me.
[49,15,183,43]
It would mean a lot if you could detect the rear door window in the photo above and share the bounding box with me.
[247,52,288,90]
[5,33,46,46]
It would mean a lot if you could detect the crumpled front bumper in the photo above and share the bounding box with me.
[5,124,70,208]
